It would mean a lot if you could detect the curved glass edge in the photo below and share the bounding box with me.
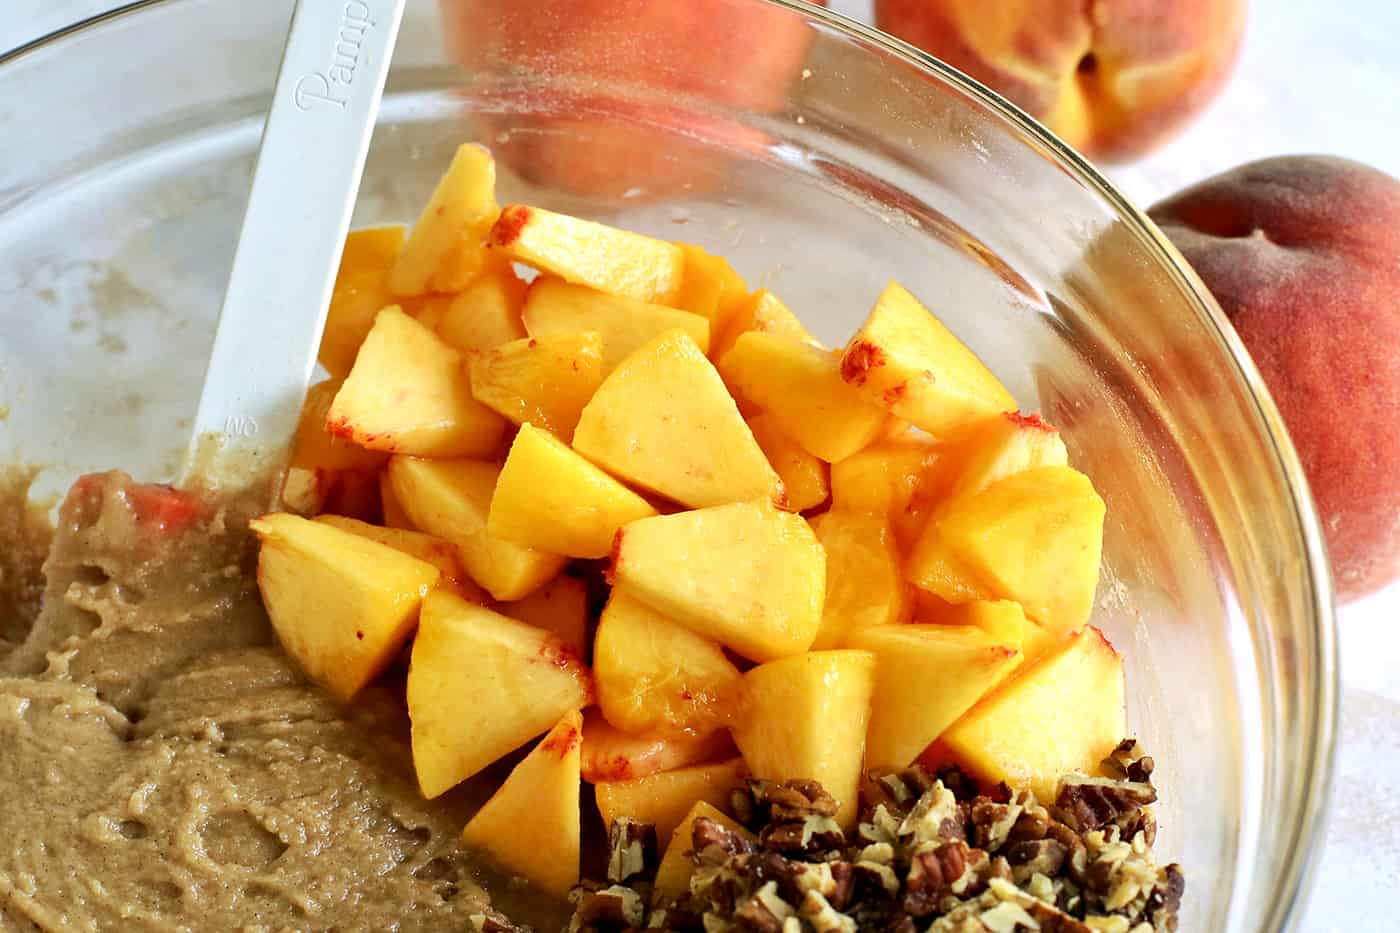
[1,1,1339,929]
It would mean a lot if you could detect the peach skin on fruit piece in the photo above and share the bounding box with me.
[720,331,892,463]
[847,622,1022,772]
[389,143,499,296]
[489,204,685,304]
[939,465,1106,634]
[318,225,405,379]
[572,330,782,509]
[594,590,742,738]
[940,626,1125,801]
[251,513,439,703]
[1150,155,1400,602]
[327,307,506,459]
[522,279,711,375]
[468,332,605,441]
[610,501,826,663]
[459,711,582,897]
[808,511,909,649]
[746,413,830,513]
[840,282,1015,438]
[407,591,591,798]
[500,575,590,656]
[386,455,567,601]
[488,424,657,559]
[874,0,1245,162]
[653,802,754,900]
[732,650,875,828]
[579,710,737,784]
[594,757,749,845]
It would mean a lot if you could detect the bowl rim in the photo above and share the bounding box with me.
[3,0,1339,929]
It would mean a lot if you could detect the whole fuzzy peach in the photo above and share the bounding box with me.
[1150,156,1400,602]
[875,0,1246,162]
[440,0,822,198]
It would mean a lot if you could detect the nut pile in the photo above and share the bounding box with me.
[567,740,1182,932]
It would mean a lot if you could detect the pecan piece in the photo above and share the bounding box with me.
[1055,775,1157,832]
[607,818,657,884]
[902,841,969,918]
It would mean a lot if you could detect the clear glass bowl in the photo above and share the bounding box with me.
[0,1,1336,929]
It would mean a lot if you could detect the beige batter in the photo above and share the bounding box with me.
[0,470,531,931]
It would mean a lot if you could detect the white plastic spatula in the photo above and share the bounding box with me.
[185,0,406,494]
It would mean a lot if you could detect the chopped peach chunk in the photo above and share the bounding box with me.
[522,279,710,374]
[389,143,499,296]
[489,204,685,304]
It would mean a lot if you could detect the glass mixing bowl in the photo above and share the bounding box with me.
[0,1,1336,929]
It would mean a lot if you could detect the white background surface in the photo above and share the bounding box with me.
[5,0,1399,927]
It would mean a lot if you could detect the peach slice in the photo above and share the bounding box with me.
[611,500,825,662]
[939,465,1106,634]
[407,591,591,798]
[501,575,590,656]
[594,757,749,846]
[572,329,781,509]
[847,622,1022,771]
[940,626,1126,801]
[732,649,876,828]
[389,142,499,296]
[746,413,830,513]
[313,514,490,605]
[594,591,742,738]
[386,455,567,601]
[808,511,909,649]
[319,225,405,379]
[489,204,686,304]
[460,711,583,897]
[673,242,750,339]
[327,307,506,458]
[711,287,820,360]
[720,331,891,462]
[522,278,710,374]
[489,424,657,559]
[435,261,528,354]
[251,513,439,702]
[840,282,1015,437]
[468,332,605,440]
[580,710,736,783]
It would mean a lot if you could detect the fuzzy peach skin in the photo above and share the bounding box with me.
[1150,156,1400,602]
[875,0,1246,162]
[439,0,823,198]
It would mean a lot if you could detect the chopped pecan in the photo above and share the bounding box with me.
[759,814,845,856]
[1102,739,1155,785]
[1056,775,1157,832]
[752,779,840,821]
[568,885,646,930]
[693,816,754,863]
[1144,863,1185,932]
[902,841,969,917]
[1007,837,1068,884]
[607,818,657,884]
[969,799,1022,851]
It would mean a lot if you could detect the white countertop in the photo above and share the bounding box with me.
[6,1,1399,927]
